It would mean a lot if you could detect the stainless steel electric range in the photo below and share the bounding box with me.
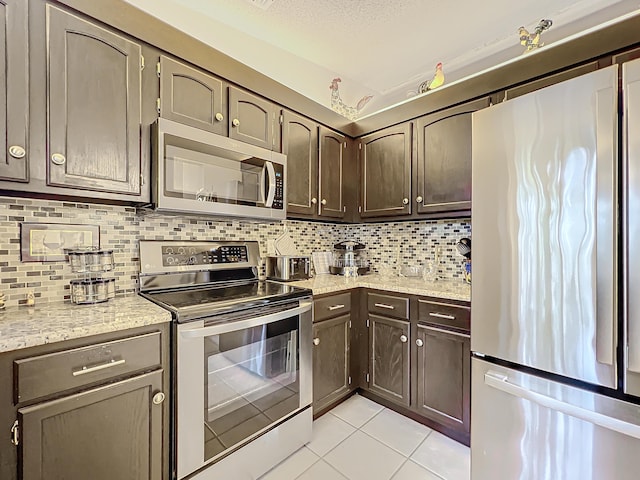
[139,240,313,480]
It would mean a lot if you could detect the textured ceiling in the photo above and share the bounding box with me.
[126,0,640,117]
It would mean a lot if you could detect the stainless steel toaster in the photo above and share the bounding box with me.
[266,255,310,281]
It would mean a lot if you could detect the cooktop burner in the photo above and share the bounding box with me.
[139,240,311,321]
[143,279,309,322]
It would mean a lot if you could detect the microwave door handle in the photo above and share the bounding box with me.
[263,161,277,208]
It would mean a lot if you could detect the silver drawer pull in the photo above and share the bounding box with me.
[328,304,345,311]
[374,303,395,310]
[400,334,408,343]
[416,339,424,347]
[428,312,456,320]
[72,359,126,376]
[313,338,320,346]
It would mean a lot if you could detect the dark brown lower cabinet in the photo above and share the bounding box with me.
[368,314,410,406]
[415,324,470,436]
[312,314,351,412]
[19,370,163,480]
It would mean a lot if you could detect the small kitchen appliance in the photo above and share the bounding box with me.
[266,255,311,281]
[329,241,369,276]
[139,240,312,480]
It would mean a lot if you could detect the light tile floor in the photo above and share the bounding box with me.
[259,394,470,480]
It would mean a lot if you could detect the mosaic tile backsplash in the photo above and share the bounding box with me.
[0,196,470,308]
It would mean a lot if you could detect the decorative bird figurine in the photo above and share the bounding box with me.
[418,63,445,94]
[329,78,373,121]
[519,19,553,53]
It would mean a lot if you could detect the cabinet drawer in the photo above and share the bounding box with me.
[315,292,351,322]
[15,332,161,404]
[417,299,470,332]
[367,293,409,319]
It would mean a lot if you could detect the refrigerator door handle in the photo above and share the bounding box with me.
[595,84,617,367]
[485,371,640,440]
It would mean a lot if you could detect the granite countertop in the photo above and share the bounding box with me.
[287,274,471,302]
[0,295,172,353]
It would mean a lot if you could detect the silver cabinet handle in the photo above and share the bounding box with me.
[232,118,240,127]
[72,358,126,376]
[313,337,320,346]
[416,339,424,347]
[152,392,165,405]
[215,112,224,122]
[321,199,327,205]
[9,145,26,159]
[485,371,640,440]
[402,198,409,205]
[428,312,455,320]
[374,303,395,310]
[51,153,66,165]
[400,334,408,343]
[416,195,423,203]
[328,304,345,311]
[311,198,317,204]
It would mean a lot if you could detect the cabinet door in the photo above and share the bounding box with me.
[228,86,276,150]
[360,123,411,218]
[282,110,318,217]
[416,97,490,214]
[415,324,470,435]
[19,370,164,480]
[159,55,225,135]
[312,314,351,412]
[0,0,28,182]
[318,127,346,219]
[46,5,142,196]
[368,314,410,406]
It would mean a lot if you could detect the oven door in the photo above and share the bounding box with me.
[176,299,312,480]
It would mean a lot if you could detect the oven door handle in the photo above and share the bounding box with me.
[179,303,312,338]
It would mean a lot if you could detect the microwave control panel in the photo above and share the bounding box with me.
[161,245,248,266]
[273,166,284,210]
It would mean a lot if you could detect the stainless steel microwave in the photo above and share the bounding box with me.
[152,118,286,220]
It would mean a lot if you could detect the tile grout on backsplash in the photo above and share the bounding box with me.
[0,196,470,308]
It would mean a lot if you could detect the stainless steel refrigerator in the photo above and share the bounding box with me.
[471,58,640,479]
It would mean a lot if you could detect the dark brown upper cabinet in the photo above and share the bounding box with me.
[282,110,319,217]
[359,123,412,218]
[158,55,226,135]
[228,86,278,150]
[46,5,142,196]
[415,97,491,215]
[0,0,28,183]
[318,126,346,219]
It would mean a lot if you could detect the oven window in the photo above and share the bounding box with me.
[164,144,265,207]
[202,315,299,461]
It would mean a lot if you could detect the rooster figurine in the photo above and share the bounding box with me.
[418,62,445,94]
[519,19,553,53]
[329,78,373,121]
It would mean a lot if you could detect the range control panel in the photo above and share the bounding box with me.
[161,245,248,266]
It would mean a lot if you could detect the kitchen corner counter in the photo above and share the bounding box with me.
[287,274,471,302]
[0,295,172,353]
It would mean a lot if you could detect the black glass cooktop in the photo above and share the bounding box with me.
[142,280,310,322]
